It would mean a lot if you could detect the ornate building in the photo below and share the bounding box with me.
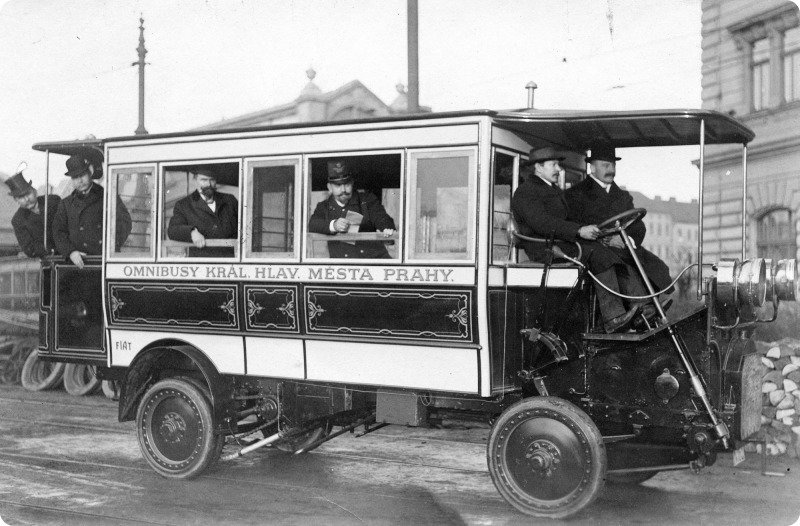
[194,68,428,131]
[701,1,800,261]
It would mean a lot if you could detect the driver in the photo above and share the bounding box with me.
[512,147,643,333]
[566,144,674,319]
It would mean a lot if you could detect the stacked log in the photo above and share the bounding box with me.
[747,338,800,458]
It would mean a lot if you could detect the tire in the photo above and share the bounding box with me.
[101,380,120,400]
[136,378,219,478]
[20,350,65,391]
[606,471,659,484]
[63,363,101,396]
[487,397,607,519]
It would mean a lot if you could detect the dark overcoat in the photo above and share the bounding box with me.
[167,190,238,258]
[565,177,673,291]
[510,176,620,271]
[11,195,61,258]
[308,191,395,259]
[52,184,131,257]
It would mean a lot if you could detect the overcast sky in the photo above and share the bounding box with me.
[0,0,705,200]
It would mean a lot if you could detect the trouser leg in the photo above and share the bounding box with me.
[594,267,626,322]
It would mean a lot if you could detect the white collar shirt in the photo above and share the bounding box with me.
[589,174,611,193]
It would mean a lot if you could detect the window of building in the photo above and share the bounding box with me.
[161,162,240,259]
[491,150,516,264]
[246,158,299,259]
[757,208,797,260]
[407,149,476,261]
[784,26,800,102]
[305,153,401,260]
[109,166,155,259]
[753,37,771,111]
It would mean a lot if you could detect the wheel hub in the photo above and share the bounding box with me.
[159,411,187,444]
[525,439,561,476]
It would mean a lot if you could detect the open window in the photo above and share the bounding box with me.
[407,148,477,262]
[491,149,517,264]
[161,162,240,259]
[108,165,155,259]
[305,153,401,260]
[246,157,300,259]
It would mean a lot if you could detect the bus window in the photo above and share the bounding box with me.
[305,154,401,260]
[492,150,516,264]
[246,158,299,259]
[162,163,240,259]
[407,149,476,262]
[109,167,155,259]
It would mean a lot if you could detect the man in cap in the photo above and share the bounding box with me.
[511,146,642,333]
[565,144,673,317]
[6,165,61,258]
[52,155,132,269]
[167,167,238,258]
[308,160,395,259]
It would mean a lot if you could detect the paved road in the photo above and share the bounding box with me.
[0,385,798,525]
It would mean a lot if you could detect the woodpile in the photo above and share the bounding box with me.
[746,338,800,458]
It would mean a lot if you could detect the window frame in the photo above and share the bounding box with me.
[243,155,302,262]
[404,146,478,265]
[106,163,157,261]
[756,207,797,260]
[490,146,520,266]
[302,149,405,264]
[157,158,243,263]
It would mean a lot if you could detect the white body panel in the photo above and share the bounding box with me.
[305,340,479,393]
[246,337,305,379]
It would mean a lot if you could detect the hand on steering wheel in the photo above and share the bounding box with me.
[596,208,647,238]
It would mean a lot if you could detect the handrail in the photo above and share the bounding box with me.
[162,239,237,248]
[307,233,398,242]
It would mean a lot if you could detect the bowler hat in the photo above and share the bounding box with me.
[522,147,565,167]
[327,160,353,184]
[191,167,217,179]
[586,144,621,162]
[64,155,95,178]
[4,171,35,198]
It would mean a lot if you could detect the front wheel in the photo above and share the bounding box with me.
[136,378,219,479]
[487,397,606,519]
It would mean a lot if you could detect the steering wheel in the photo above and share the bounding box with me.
[597,208,647,237]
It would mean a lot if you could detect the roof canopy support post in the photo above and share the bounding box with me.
[697,120,705,300]
[43,150,50,253]
[742,144,748,261]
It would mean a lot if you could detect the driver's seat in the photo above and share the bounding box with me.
[506,216,582,266]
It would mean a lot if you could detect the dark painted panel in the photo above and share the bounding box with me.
[56,266,103,350]
[244,285,299,333]
[108,282,239,329]
[305,287,472,342]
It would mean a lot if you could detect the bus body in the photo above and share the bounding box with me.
[34,109,797,518]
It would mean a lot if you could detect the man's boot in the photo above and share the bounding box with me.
[595,268,640,333]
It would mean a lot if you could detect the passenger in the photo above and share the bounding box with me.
[167,168,238,258]
[5,165,61,258]
[308,160,396,259]
[52,155,132,269]
[511,147,642,333]
[565,144,674,318]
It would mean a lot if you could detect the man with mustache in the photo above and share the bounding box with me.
[5,165,61,258]
[53,155,131,269]
[308,160,395,259]
[566,144,673,322]
[168,168,238,258]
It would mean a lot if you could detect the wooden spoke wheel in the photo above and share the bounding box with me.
[63,363,101,396]
[136,378,221,479]
[487,397,606,519]
[606,471,659,484]
[20,349,65,391]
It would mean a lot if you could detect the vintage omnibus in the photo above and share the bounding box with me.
[33,108,797,518]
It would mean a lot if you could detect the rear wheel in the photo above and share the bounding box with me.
[20,350,65,391]
[63,363,101,396]
[136,378,219,479]
[487,397,606,519]
[275,425,329,453]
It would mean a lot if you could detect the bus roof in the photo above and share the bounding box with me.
[32,108,753,158]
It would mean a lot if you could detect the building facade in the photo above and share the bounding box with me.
[194,69,427,131]
[701,0,800,262]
